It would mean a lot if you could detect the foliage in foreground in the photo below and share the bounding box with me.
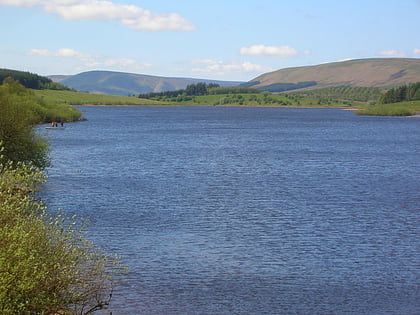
[0,78,122,314]
[0,155,122,314]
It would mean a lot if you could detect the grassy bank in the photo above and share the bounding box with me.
[140,92,357,107]
[356,101,420,116]
[34,89,163,106]
[34,89,364,107]
[34,86,420,117]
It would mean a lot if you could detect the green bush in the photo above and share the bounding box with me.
[0,157,121,314]
[0,79,50,168]
[356,104,416,116]
[0,78,84,168]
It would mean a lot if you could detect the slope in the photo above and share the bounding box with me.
[51,70,242,96]
[246,58,420,92]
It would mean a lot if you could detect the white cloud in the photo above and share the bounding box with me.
[192,59,272,76]
[0,0,195,31]
[27,48,151,72]
[240,45,309,57]
[378,50,407,57]
[28,48,88,58]
[85,58,151,71]
[0,0,42,6]
[413,48,420,55]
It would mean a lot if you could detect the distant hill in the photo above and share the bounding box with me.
[50,71,242,96]
[245,58,420,92]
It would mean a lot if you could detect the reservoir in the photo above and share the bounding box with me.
[40,106,419,314]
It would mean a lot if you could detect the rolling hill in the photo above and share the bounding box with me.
[50,71,242,96]
[245,58,420,92]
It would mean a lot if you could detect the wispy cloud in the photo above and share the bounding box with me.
[27,48,151,72]
[378,50,407,57]
[240,45,310,57]
[191,59,272,76]
[28,48,89,58]
[413,48,420,55]
[0,0,196,31]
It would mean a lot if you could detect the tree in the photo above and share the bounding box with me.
[0,68,70,90]
[379,82,420,104]
[185,82,208,96]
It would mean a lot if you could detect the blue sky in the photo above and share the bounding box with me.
[1,0,419,81]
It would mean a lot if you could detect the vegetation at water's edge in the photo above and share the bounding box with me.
[37,84,372,107]
[356,101,420,116]
[1,78,82,123]
[34,89,162,106]
[31,78,420,116]
[139,82,420,116]
[138,83,369,107]
[0,68,71,90]
[0,78,123,314]
[0,78,82,167]
[356,82,420,116]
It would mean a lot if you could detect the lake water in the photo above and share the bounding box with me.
[40,106,419,314]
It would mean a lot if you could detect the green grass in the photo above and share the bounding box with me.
[152,92,356,107]
[35,89,353,107]
[33,89,164,106]
[34,87,385,109]
[356,101,420,116]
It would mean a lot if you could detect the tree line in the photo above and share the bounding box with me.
[0,78,121,314]
[0,69,71,90]
[138,82,260,101]
[379,82,420,104]
[139,82,220,99]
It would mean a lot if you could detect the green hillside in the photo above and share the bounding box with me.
[247,58,420,92]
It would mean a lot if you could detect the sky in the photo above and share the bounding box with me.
[1,0,419,81]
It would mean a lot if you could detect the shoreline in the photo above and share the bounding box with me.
[74,103,356,109]
[74,104,419,116]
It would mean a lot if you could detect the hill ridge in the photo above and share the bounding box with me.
[50,70,242,96]
[248,58,420,92]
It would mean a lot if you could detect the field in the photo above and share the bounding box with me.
[33,89,163,105]
[33,88,420,116]
[144,92,360,107]
[34,87,373,108]
[33,89,343,107]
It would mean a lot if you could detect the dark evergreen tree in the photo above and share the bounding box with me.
[379,82,420,104]
[0,69,70,90]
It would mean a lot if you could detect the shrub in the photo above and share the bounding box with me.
[356,104,416,116]
[0,153,122,314]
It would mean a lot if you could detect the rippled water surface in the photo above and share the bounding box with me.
[40,106,419,314]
